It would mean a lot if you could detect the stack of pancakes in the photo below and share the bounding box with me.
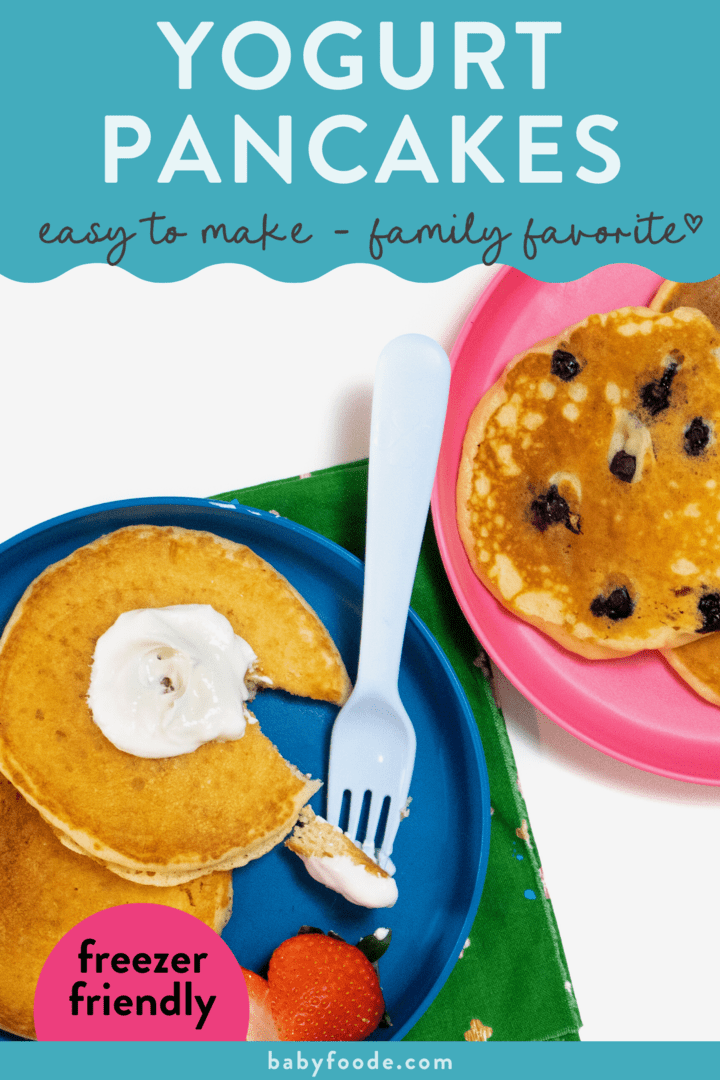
[458,274,720,707]
[0,772,233,1039]
[0,524,351,1037]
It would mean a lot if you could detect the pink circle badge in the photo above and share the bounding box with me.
[34,904,249,1041]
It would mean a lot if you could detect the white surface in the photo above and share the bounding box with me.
[494,669,720,1041]
[0,262,489,540]
[1,262,719,1040]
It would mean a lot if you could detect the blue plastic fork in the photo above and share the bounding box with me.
[326,334,451,870]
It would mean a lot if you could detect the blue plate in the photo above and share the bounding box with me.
[0,497,490,1041]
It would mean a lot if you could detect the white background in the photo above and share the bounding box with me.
[1,263,719,1040]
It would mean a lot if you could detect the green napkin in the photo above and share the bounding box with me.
[214,460,582,1043]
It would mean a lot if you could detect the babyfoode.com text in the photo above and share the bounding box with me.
[269,1051,452,1076]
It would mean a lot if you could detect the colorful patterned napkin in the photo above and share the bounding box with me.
[214,460,582,1042]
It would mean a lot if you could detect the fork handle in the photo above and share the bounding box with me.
[356,334,451,692]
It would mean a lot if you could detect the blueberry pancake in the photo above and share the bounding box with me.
[457,306,720,657]
[650,276,720,703]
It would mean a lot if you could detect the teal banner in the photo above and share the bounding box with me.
[1,0,716,281]
[3,1041,720,1078]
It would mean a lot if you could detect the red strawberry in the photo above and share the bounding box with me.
[267,933,385,1041]
[242,967,279,1041]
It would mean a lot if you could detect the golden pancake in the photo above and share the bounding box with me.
[651,275,720,331]
[663,636,720,707]
[0,772,232,1040]
[651,277,720,705]
[458,306,720,657]
[0,525,347,882]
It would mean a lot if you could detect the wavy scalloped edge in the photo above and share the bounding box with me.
[2,252,719,287]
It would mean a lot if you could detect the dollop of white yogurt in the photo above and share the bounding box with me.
[88,605,258,758]
[299,853,398,909]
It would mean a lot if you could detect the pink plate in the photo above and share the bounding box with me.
[432,264,720,785]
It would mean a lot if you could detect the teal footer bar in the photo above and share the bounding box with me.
[3,1042,719,1079]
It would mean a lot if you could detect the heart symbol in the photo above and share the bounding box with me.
[684,214,703,234]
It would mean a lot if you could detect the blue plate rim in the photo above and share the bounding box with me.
[0,494,491,1042]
